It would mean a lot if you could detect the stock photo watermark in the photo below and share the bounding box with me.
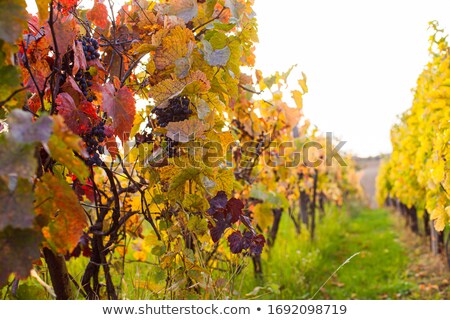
[122,132,347,169]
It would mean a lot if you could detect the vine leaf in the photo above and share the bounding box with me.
[166,118,206,142]
[0,178,34,230]
[0,65,22,105]
[149,77,186,106]
[87,0,108,29]
[72,41,87,76]
[48,115,89,181]
[202,40,231,67]
[56,92,99,135]
[103,84,136,142]
[168,167,202,199]
[59,0,78,8]
[44,14,77,55]
[0,136,37,178]
[0,227,42,287]
[187,215,208,236]
[154,26,195,71]
[227,231,265,254]
[166,0,198,23]
[226,198,244,223]
[8,109,53,144]
[149,71,210,106]
[0,0,27,44]
[35,0,50,21]
[207,191,244,242]
[36,173,88,254]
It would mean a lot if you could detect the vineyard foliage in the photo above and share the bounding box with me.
[0,0,359,299]
[376,21,450,232]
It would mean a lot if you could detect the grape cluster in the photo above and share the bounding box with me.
[81,37,100,61]
[83,122,106,166]
[152,96,192,127]
[74,70,95,102]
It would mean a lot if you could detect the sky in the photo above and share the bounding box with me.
[24,0,450,156]
[253,0,450,156]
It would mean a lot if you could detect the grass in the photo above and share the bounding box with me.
[238,204,413,299]
[4,203,448,299]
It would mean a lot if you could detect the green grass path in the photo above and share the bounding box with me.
[242,206,414,299]
[310,207,411,299]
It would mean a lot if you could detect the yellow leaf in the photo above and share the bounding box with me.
[253,203,274,231]
[183,194,209,212]
[291,90,303,109]
[154,26,195,71]
[35,0,50,21]
[183,70,211,94]
[298,72,308,94]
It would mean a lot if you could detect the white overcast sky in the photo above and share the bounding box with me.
[254,0,450,156]
[25,0,450,156]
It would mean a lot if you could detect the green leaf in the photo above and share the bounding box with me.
[183,194,209,212]
[168,167,202,199]
[213,22,236,32]
[0,65,21,103]
[0,227,42,287]
[0,177,34,230]
[151,244,167,257]
[0,0,27,44]
[187,215,208,236]
[205,31,228,49]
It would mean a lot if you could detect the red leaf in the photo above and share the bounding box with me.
[226,197,244,223]
[227,231,265,255]
[45,14,77,55]
[59,0,78,8]
[105,136,118,160]
[72,41,87,76]
[207,191,228,214]
[56,93,99,135]
[87,1,108,29]
[250,234,265,255]
[103,84,136,142]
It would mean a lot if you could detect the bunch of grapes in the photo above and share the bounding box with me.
[83,122,106,166]
[152,96,192,127]
[81,37,100,61]
[74,70,94,102]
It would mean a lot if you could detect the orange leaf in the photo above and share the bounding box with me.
[36,173,87,254]
[87,0,108,30]
[103,84,136,142]
[166,118,206,142]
